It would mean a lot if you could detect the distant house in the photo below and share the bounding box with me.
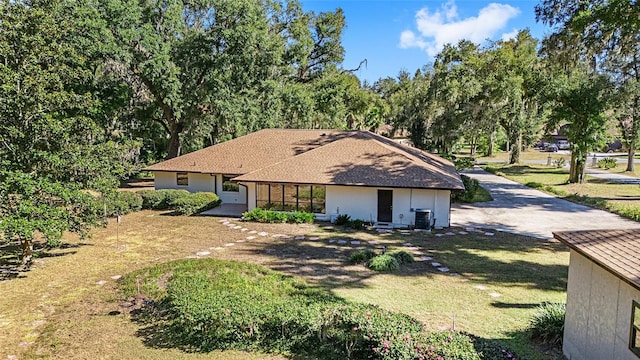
[144,129,464,228]
[554,229,640,360]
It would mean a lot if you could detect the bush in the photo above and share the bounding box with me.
[454,157,475,171]
[390,251,414,264]
[452,174,480,203]
[368,254,400,272]
[101,191,144,217]
[528,302,565,347]
[553,157,566,168]
[347,219,366,230]
[138,189,190,210]
[122,258,486,359]
[597,157,617,169]
[334,214,351,225]
[173,192,221,215]
[242,208,314,224]
[349,249,377,264]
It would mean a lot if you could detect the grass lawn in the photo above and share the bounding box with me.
[0,211,567,359]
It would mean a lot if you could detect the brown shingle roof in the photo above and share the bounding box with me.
[554,229,640,291]
[145,129,463,190]
[144,129,347,174]
[234,131,464,190]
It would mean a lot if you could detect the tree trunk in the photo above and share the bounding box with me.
[20,238,33,267]
[626,148,635,172]
[166,122,184,159]
[569,151,586,183]
[487,131,495,157]
[510,130,522,164]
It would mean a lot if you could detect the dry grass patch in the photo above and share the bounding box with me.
[0,212,567,359]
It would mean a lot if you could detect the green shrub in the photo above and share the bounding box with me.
[349,249,377,264]
[122,258,487,359]
[597,157,617,169]
[334,214,351,225]
[452,174,480,203]
[347,219,366,230]
[390,251,414,264]
[528,302,565,347]
[173,192,221,215]
[138,189,190,210]
[454,157,475,171]
[368,254,400,272]
[101,191,144,217]
[242,208,314,224]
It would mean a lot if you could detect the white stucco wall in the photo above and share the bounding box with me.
[153,171,214,192]
[563,250,640,360]
[325,186,451,228]
[215,174,246,204]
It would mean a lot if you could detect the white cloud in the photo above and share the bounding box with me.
[501,28,520,41]
[399,1,521,56]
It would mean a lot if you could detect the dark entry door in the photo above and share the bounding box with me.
[377,190,393,223]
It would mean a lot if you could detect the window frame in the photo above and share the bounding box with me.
[255,183,325,214]
[631,300,640,358]
[222,175,239,192]
[176,172,189,186]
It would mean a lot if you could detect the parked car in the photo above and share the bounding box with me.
[546,143,558,152]
[557,140,570,150]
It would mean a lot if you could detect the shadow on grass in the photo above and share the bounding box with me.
[0,241,84,281]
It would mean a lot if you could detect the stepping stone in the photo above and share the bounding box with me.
[420,256,433,261]
[309,237,320,241]
[337,239,347,245]
[246,236,256,240]
[294,236,305,240]
[225,223,235,227]
[368,240,379,245]
[431,262,442,267]
[328,239,336,244]
[484,232,495,236]
[258,232,268,236]
[445,232,455,236]
[488,292,501,298]
[458,231,468,235]
[232,226,242,229]
[185,255,199,259]
[96,280,107,285]
[450,273,461,277]
[412,250,423,255]
[196,251,211,256]
[224,243,235,247]
[350,240,360,245]
[236,240,245,243]
[248,230,257,234]
[240,228,248,232]
[473,285,487,291]
[272,234,288,238]
[437,267,450,272]
[435,234,444,237]
[111,275,122,280]
[218,219,228,223]
[211,247,223,250]
[402,242,413,246]
[465,227,475,231]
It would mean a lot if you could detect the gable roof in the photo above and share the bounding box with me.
[554,229,640,292]
[145,129,463,190]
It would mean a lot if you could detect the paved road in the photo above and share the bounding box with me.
[450,167,640,239]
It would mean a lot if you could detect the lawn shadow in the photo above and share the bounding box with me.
[0,241,84,281]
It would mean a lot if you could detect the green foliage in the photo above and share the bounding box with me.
[172,193,221,216]
[347,219,367,230]
[101,191,143,217]
[368,254,400,272]
[334,214,351,225]
[452,174,480,203]
[528,302,565,347]
[348,249,377,264]
[553,157,566,168]
[138,189,190,210]
[122,259,488,359]
[242,208,315,224]
[454,157,476,171]
[390,251,415,265]
[597,157,617,169]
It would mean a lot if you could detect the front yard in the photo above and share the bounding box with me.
[0,211,568,359]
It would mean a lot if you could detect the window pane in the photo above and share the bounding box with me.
[298,185,312,212]
[222,175,239,192]
[257,184,269,208]
[631,301,640,354]
[283,184,298,211]
[176,172,188,186]
[312,185,325,214]
[270,184,284,211]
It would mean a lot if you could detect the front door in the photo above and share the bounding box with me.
[377,190,393,223]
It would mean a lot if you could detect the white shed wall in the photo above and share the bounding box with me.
[563,250,640,360]
[189,173,216,193]
[154,172,179,190]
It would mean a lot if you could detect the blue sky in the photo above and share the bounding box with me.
[301,0,552,84]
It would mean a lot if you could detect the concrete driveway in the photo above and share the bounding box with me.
[450,167,640,239]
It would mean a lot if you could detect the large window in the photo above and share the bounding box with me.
[176,172,188,186]
[631,301,640,357]
[256,183,325,213]
[222,175,239,192]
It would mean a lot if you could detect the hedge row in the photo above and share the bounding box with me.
[121,259,517,359]
[136,189,221,215]
[242,208,315,223]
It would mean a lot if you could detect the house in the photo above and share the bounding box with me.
[554,229,640,360]
[144,129,464,228]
